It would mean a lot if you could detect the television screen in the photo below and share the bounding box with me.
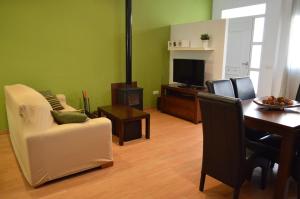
[173,59,205,87]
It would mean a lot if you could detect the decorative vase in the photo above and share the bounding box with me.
[202,40,209,50]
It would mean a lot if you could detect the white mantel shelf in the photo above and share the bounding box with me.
[168,47,214,51]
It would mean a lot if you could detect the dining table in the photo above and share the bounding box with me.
[242,99,300,199]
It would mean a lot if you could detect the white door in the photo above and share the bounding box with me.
[225,17,253,79]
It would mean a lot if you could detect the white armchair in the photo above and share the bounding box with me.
[4,84,113,187]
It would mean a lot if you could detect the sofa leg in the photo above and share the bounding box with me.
[100,161,114,169]
[199,172,206,192]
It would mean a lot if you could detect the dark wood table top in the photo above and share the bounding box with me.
[242,99,300,199]
[98,105,149,121]
[242,99,300,131]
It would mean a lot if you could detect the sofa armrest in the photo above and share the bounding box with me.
[25,117,113,186]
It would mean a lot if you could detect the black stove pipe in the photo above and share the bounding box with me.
[125,0,132,85]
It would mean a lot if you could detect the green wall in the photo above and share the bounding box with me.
[0,0,212,131]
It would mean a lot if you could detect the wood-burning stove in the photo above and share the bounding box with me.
[117,87,143,110]
[112,0,143,110]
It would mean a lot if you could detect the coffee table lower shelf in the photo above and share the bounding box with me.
[98,105,150,146]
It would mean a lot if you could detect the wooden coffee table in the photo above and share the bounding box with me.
[98,105,150,146]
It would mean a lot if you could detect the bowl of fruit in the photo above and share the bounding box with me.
[253,96,300,110]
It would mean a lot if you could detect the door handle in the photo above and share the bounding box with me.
[242,62,249,66]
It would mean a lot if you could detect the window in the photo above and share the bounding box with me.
[250,45,262,69]
[288,16,300,67]
[253,17,265,42]
[221,4,266,19]
[249,17,265,92]
[250,71,260,93]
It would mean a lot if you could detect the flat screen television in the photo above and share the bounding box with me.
[173,59,205,87]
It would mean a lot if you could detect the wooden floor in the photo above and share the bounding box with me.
[0,109,297,199]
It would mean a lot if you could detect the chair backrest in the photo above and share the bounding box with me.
[199,93,246,187]
[296,84,300,102]
[206,80,236,98]
[230,77,256,100]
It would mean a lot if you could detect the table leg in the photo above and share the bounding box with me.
[273,133,295,199]
[145,115,150,139]
[119,121,125,146]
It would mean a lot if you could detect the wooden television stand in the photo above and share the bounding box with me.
[160,84,207,124]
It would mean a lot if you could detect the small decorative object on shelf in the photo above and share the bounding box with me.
[168,38,213,51]
[168,41,173,48]
[168,40,190,49]
[200,33,210,50]
[168,47,213,51]
[173,41,177,47]
[178,40,190,48]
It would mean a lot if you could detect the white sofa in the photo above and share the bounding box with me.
[4,84,113,187]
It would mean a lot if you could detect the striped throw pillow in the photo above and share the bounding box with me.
[40,90,64,111]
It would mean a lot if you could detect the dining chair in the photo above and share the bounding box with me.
[206,79,269,143]
[296,84,300,102]
[230,77,256,100]
[259,139,300,197]
[198,93,270,199]
[205,80,236,98]
[294,84,300,199]
[293,155,300,199]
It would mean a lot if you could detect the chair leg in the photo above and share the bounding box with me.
[260,166,268,189]
[199,172,206,192]
[297,182,300,199]
[270,162,275,169]
[246,167,253,182]
[233,187,240,199]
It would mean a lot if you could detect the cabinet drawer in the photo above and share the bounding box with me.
[162,96,195,121]
[163,96,194,111]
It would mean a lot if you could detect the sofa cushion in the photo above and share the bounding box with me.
[51,110,88,124]
[40,90,64,111]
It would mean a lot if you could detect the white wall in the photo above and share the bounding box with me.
[213,0,286,96]
[169,19,227,84]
